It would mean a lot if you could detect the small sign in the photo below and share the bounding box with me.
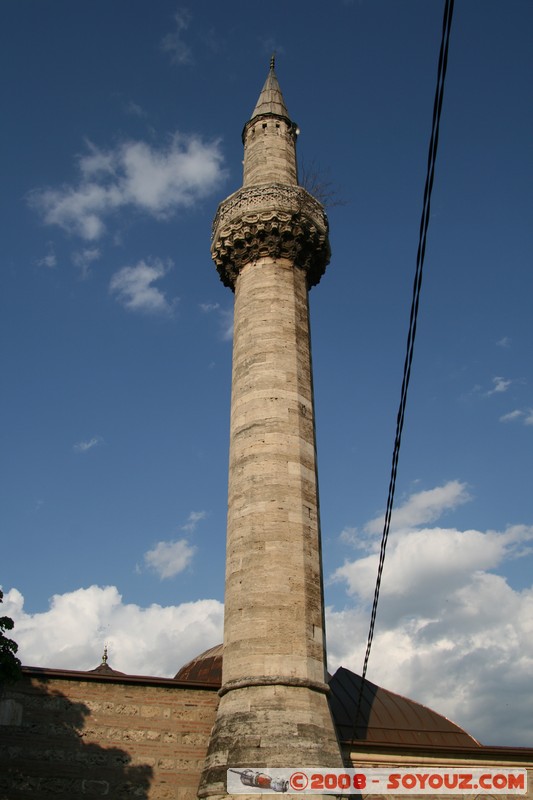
[227,767,528,794]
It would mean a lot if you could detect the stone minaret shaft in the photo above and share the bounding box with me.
[199,62,342,799]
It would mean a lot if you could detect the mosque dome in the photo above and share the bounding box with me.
[174,643,223,685]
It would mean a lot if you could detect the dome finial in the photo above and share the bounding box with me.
[270,53,276,71]
[102,644,108,665]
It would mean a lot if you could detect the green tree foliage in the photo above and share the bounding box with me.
[0,589,22,684]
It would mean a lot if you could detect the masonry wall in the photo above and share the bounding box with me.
[2,669,532,800]
[0,669,218,800]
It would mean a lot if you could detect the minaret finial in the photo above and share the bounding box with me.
[270,53,275,71]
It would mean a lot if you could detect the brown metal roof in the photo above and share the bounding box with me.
[21,664,218,690]
[329,666,480,748]
[174,643,223,685]
[88,661,126,676]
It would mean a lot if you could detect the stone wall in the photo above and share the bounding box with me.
[0,668,218,800]
[2,668,532,800]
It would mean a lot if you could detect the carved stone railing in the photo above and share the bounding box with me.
[211,184,330,290]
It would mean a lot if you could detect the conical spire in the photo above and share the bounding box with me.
[250,54,290,120]
[242,57,299,187]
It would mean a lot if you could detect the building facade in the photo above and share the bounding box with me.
[1,63,531,800]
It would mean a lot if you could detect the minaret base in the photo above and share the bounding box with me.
[198,683,344,799]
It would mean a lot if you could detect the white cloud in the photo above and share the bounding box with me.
[110,258,176,315]
[219,308,234,341]
[36,254,57,268]
[2,585,223,678]
[143,512,206,579]
[161,8,193,65]
[486,376,512,396]
[124,100,146,118]
[500,409,524,423]
[334,523,531,608]
[496,336,511,348]
[199,302,234,341]
[144,539,196,579]
[181,510,207,533]
[329,482,533,746]
[499,408,533,426]
[338,526,358,546]
[79,141,117,178]
[35,243,57,268]
[364,479,470,535]
[73,435,103,453]
[72,247,101,278]
[29,133,226,240]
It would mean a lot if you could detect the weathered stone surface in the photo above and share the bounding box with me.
[222,259,328,686]
[243,113,298,188]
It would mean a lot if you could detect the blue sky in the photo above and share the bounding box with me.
[1,1,532,747]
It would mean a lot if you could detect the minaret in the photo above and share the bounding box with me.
[199,59,343,798]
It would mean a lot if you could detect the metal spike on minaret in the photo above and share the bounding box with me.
[199,62,342,799]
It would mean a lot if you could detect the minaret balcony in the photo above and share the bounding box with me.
[211,183,330,290]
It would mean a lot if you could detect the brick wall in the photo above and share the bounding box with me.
[0,668,218,800]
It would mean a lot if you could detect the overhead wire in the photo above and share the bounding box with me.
[351,0,455,740]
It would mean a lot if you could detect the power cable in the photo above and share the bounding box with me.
[351,0,455,741]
